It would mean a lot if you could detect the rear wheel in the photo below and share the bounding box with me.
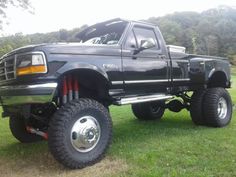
[9,116,43,143]
[203,88,232,127]
[190,90,206,125]
[48,99,112,169]
[132,102,165,120]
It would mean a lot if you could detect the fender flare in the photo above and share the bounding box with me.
[208,68,228,81]
[56,62,109,81]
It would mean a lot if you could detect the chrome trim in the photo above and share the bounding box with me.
[0,55,16,82]
[0,82,57,105]
[1,95,54,105]
[0,83,57,90]
[109,89,124,96]
[111,78,190,85]
[125,79,169,84]
[200,61,205,65]
[111,81,123,85]
[172,78,190,81]
[115,94,173,105]
[218,97,228,120]
[70,116,101,153]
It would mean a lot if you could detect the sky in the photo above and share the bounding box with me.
[2,0,236,36]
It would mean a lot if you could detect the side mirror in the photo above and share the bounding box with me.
[134,39,156,55]
[140,39,156,50]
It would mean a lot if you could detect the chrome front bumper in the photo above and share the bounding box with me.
[0,83,57,105]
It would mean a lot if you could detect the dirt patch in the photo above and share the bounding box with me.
[0,153,129,177]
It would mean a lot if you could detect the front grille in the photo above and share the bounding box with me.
[0,55,16,83]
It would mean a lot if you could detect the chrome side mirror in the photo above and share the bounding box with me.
[140,39,155,50]
[133,38,156,55]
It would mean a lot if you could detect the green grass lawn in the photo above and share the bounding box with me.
[0,76,235,177]
[231,66,236,75]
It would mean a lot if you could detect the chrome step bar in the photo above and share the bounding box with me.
[114,94,174,105]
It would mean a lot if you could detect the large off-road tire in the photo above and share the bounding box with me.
[131,102,165,120]
[9,116,43,143]
[190,90,206,125]
[203,88,232,127]
[48,99,112,169]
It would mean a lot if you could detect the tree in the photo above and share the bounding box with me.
[0,0,33,31]
[1,6,236,64]
[59,29,68,41]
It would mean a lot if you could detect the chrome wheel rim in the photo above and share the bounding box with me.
[217,97,227,120]
[70,116,101,153]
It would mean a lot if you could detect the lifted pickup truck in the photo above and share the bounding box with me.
[0,18,232,169]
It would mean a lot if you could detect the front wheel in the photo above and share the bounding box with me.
[203,88,232,127]
[48,99,112,169]
[9,116,43,143]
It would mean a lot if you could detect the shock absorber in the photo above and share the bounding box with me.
[61,74,79,105]
[62,76,68,104]
[73,76,79,99]
[68,75,73,101]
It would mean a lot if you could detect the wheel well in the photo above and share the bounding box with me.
[58,69,111,105]
[208,71,227,88]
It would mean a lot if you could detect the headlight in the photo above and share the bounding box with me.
[16,52,47,76]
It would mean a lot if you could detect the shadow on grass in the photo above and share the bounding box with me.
[0,143,128,176]
[0,109,212,172]
[1,140,48,157]
[112,112,211,144]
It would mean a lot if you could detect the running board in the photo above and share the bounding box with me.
[114,94,174,105]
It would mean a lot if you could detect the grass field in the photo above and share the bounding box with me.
[231,66,236,75]
[0,76,235,177]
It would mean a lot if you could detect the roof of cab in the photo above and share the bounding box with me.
[102,18,156,26]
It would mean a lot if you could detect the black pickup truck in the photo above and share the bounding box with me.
[0,18,232,169]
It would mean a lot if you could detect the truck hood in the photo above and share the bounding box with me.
[40,43,121,56]
[1,44,46,58]
[2,43,121,58]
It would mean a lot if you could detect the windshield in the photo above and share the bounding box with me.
[76,20,128,45]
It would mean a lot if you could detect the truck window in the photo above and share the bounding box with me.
[133,27,159,49]
[76,20,128,45]
[125,30,137,49]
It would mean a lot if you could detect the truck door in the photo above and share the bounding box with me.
[121,25,169,94]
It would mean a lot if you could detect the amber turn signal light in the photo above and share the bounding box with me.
[17,65,47,76]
